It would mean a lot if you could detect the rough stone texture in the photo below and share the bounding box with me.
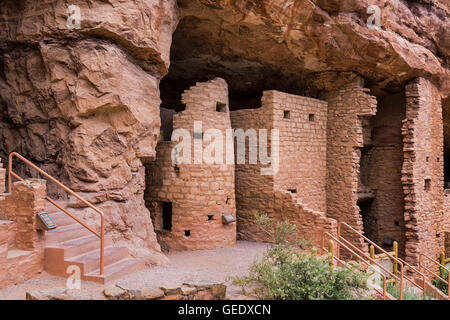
[169,0,449,100]
[359,93,406,256]
[146,78,236,251]
[0,179,47,289]
[231,90,336,247]
[0,0,180,265]
[0,179,46,250]
[402,77,445,268]
[325,80,378,253]
[0,0,448,288]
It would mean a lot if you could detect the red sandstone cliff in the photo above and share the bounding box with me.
[0,0,448,260]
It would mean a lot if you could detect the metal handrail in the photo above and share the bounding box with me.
[337,221,405,299]
[338,221,444,299]
[419,253,450,299]
[322,232,391,300]
[8,152,105,275]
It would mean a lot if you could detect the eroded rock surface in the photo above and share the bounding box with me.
[0,0,179,264]
[0,0,448,265]
[168,0,449,100]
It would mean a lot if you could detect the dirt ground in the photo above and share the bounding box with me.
[0,241,268,300]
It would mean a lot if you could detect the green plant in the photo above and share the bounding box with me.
[229,213,368,300]
[432,268,449,296]
[386,283,430,300]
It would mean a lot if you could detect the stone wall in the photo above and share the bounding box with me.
[146,79,236,251]
[325,81,378,252]
[271,91,328,213]
[0,179,47,289]
[402,78,445,267]
[359,93,406,256]
[231,90,336,247]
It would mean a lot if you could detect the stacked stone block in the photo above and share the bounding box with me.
[401,78,445,268]
[231,90,336,247]
[325,81,378,253]
[146,78,236,251]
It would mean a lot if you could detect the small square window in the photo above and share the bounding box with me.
[208,215,214,221]
[424,179,431,191]
[283,111,290,119]
[184,230,191,237]
[309,114,315,121]
[216,102,227,113]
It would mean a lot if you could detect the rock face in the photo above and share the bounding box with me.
[0,0,449,268]
[0,0,179,264]
[167,0,449,101]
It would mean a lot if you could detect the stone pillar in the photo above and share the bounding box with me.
[325,81,377,253]
[0,179,46,250]
[402,77,444,267]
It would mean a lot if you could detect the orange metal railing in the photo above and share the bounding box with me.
[322,232,392,300]
[8,152,105,275]
[419,252,450,299]
[337,221,448,299]
[337,221,405,299]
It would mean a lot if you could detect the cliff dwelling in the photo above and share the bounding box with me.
[0,0,449,295]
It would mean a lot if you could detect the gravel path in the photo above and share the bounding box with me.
[0,241,267,300]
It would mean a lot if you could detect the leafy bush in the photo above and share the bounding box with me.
[229,213,368,300]
[432,268,449,296]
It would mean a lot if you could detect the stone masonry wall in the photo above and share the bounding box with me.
[271,91,328,213]
[402,77,445,267]
[0,179,47,289]
[231,90,336,247]
[145,78,236,251]
[359,93,406,256]
[326,82,378,253]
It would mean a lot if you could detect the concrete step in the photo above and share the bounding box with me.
[45,235,113,259]
[67,246,129,274]
[84,258,146,284]
[45,224,92,244]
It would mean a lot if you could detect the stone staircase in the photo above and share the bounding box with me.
[43,203,146,284]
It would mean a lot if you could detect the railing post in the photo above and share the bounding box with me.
[328,240,334,270]
[369,245,375,265]
[393,241,398,287]
[440,252,445,279]
[336,223,341,260]
[100,216,104,275]
[8,153,13,193]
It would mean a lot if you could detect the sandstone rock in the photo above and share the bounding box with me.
[26,288,70,300]
[210,283,227,299]
[139,287,165,300]
[181,284,198,296]
[0,0,180,264]
[160,285,182,295]
[103,285,130,300]
[169,0,449,98]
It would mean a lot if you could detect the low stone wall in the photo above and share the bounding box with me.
[26,283,228,300]
[0,179,47,289]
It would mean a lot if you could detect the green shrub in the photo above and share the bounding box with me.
[229,213,368,300]
[432,268,449,296]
